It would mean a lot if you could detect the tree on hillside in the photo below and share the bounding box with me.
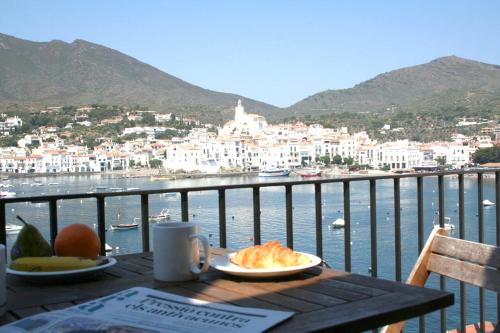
[473,147,500,164]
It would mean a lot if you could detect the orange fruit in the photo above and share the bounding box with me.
[54,223,101,260]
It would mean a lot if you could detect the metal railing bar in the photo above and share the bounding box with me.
[417,176,425,333]
[181,192,189,222]
[1,170,499,205]
[314,183,323,259]
[369,179,377,278]
[438,175,446,333]
[477,173,485,332]
[253,187,261,245]
[218,189,227,248]
[285,185,293,249]
[0,201,5,246]
[49,199,58,251]
[394,178,402,282]
[343,181,352,272]
[96,196,106,256]
[458,174,466,333]
[140,194,150,252]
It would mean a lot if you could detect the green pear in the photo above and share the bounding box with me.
[11,215,52,260]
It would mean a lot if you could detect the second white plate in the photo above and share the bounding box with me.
[210,252,322,278]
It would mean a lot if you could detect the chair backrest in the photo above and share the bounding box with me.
[382,227,500,333]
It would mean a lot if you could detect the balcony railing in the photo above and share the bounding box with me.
[1,169,499,332]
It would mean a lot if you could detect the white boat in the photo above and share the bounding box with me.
[105,243,112,252]
[110,223,139,230]
[0,191,16,198]
[134,208,170,223]
[127,187,140,191]
[297,167,322,177]
[95,186,107,190]
[48,182,60,186]
[6,224,22,235]
[432,214,455,231]
[109,187,123,191]
[483,199,495,206]
[258,167,290,177]
[328,218,345,229]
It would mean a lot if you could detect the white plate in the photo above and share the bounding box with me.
[7,257,117,280]
[210,252,322,278]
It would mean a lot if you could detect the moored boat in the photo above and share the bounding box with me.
[0,191,16,198]
[483,199,495,206]
[328,218,345,229]
[6,224,22,235]
[258,167,290,177]
[297,167,322,177]
[110,223,139,230]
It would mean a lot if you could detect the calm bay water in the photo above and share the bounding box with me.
[3,173,498,331]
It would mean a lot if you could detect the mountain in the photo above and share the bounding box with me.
[0,33,281,122]
[289,56,500,116]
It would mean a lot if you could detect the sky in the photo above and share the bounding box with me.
[1,1,500,107]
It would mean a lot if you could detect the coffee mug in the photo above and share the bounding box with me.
[153,222,211,282]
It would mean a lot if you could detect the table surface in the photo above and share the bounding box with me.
[1,249,454,332]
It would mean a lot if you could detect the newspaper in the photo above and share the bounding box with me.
[1,287,294,333]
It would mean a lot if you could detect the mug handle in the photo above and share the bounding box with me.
[189,234,211,275]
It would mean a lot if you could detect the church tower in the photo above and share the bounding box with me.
[234,99,246,124]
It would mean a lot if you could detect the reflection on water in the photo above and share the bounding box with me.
[2,174,498,330]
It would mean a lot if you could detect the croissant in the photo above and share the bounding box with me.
[231,240,310,268]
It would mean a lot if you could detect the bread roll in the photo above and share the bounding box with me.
[231,240,310,268]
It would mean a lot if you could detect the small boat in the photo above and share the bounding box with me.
[48,182,60,186]
[328,218,345,229]
[109,187,123,191]
[0,191,16,198]
[95,186,107,190]
[297,167,322,177]
[432,214,455,231]
[105,243,112,252]
[6,224,22,235]
[258,167,290,177]
[134,208,171,223]
[149,208,170,222]
[110,223,139,230]
[127,187,140,191]
[483,199,495,206]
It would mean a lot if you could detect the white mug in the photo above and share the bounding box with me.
[153,222,211,282]
[0,244,5,317]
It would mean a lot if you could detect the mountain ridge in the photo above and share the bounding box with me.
[0,33,282,123]
[289,55,500,116]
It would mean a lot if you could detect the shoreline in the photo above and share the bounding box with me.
[0,168,393,180]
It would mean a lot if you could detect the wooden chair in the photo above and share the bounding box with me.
[381,227,500,333]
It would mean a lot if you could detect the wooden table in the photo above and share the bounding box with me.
[1,249,453,332]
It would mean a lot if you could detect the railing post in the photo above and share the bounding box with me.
[315,183,323,259]
[394,178,401,282]
[181,192,189,222]
[140,194,150,252]
[438,174,446,333]
[96,196,106,256]
[218,189,226,248]
[285,185,293,249]
[458,173,466,333]
[477,173,485,332]
[49,199,58,252]
[369,179,377,277]
[417,176,425,333]
[253,187,261,245]
[0,201,5,247]
[343,181,351,272]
